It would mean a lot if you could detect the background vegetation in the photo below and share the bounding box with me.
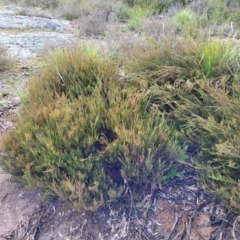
[0,44,13,73]
[2,0,240,212]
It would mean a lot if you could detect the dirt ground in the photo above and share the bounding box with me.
[1,3,240,240]
[1,161,240,239]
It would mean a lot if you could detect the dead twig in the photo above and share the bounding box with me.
[232,215,240,240]
[197,210,240,233]
[1,193,8,203]
[192,225,208,240]
[124,178,154,240]
[186,210,196,238]
[198,219,223,227]
[56,67,65,86]
[184,200,206,239]
[141,226,154,240]
[125,179,133,239]
[173,228,185,240]
[167,212,179,240]
[211,220,227,240]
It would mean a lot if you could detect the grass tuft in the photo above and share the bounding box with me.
[125,35,240,212]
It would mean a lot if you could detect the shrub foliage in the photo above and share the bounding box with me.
[2,12,240,211]
[1,45,186,211]
[125,36,240,211]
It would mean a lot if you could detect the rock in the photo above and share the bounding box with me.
[0,32,75,59]
[0,7,71,31]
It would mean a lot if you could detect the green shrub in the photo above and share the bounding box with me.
[189,0,240,30]
[172,8,198,36]
[174,9,196,26]
[125,36,240,211]
[55,1,82,20]
[1,44,186,211]
[78,0,127,35]
[126,5,152,31]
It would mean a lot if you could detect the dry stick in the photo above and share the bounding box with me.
[198,219,223,228]
[125,179,133,239]
[141,205,154,240]
[141,194,152,227]
[211,220,225,240]
[192,225,208,240]
[197,211,240,233]
[125,179,153,240]
[141,227,154,240]
[172,201,207,240]
[125,179,143,240]
[172,228,185,240]
[56,67,65,86]
[186,211,197,239]
[232,215,240,240]
[219,231,223,240]
[167,212,179,240]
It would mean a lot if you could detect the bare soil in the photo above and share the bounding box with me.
[0,3,240,240]
[1,163,240,240]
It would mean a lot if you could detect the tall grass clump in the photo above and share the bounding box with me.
[1,43,186,211]
[125,36,240,211]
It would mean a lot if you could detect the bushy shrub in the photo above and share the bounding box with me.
[0,44,13,73]
[189,0,240,29]
[141,17,178,40]
[55,1,82,20]
[171,8,199,37]
[125,36,240,211]
[79,13,108,35]
[126,5,152,31]
[78,0,127,35]
[1,44,186,211]
[174,9,196,26]
[105,31,148,62]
